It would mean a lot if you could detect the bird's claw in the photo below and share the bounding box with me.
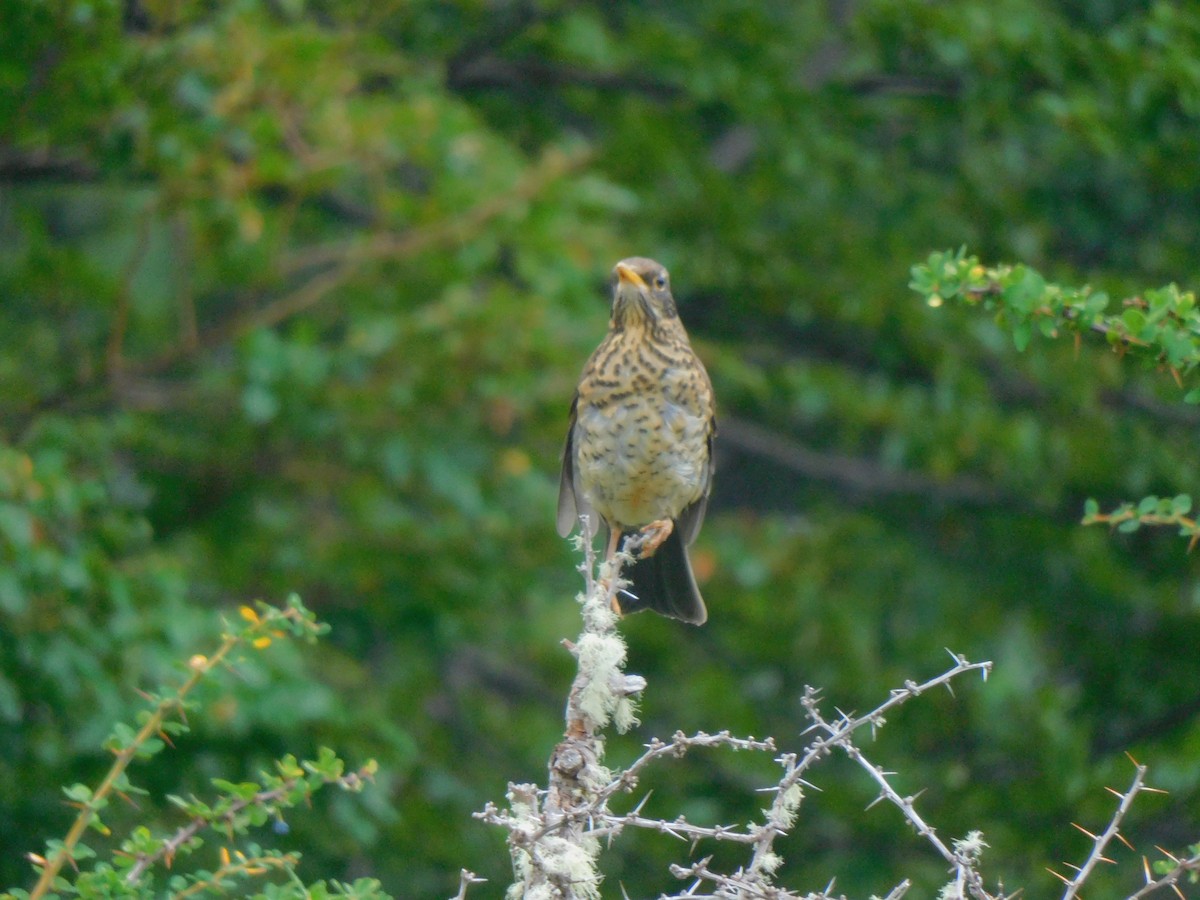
[637,518,674,558]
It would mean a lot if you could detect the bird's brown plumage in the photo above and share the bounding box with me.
[557,257,715,624]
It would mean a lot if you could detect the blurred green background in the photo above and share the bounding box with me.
[3,0,1200,896]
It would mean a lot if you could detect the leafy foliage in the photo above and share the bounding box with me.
[911,248,1200,378]
[0,597,381,900]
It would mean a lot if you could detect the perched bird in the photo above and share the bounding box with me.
[557,257,715,625]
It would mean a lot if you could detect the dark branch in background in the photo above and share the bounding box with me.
[121,0,154,33]
[845,74,962,96]
[445,0,562,80]
[444,1,678,100]
[0,149,100,183]
[448,56,682,99]
[1096,690,1200,754]
[445,3,945,101]
[719,415,1008,507]
[1105,388,1200,427]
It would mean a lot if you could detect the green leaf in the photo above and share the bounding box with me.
[212,779,263,800]
[1121,308,1146,334]
[104,722,137,753]
[135,737,165,759]
[1002,266,1046,315]
[1012,320,1032,352]
[62,783,94,804]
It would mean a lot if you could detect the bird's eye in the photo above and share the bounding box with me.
[654,275,668,289]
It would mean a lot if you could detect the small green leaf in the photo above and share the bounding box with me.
[1137,496,1159,515]
[1121,308,1146,334]
[63,784,93,804]
[135,737,165,759]
[1173,495,1193,515]
[104,722,137,753]
[1083,498,1099,518]
[1118,519,1141,533]
[1012,320,1032,351]
[246,805,270,827]
[211,779,262,801]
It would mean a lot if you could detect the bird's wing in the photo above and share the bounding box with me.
[556,394,585,537]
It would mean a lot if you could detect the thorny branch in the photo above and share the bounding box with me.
[1128,847,1200,899]
[1052,758,1200,900]
[1053,761,1152,899]
[789,655,997,899]
[478,534,1009,898]
[479,538,1199,899]
[448,869,486,900]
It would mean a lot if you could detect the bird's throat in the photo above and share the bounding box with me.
[611,294,656,331]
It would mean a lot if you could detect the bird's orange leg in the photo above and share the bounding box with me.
[604,527,622,562]
[637,518,674,558]
[601,528,626,616]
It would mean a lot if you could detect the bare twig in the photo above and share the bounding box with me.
[1053,762,1149,899]
[752,653,994,884]
[663,855,910,900]
[593,812,759,844]
[591,730,776,810]
[796,657,1003,900]
[1127,846,1200,899]
[448,869,486,900]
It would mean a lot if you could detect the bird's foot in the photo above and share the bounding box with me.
[637,518,674,558]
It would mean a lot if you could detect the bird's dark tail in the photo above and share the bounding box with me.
[618,526,708,625]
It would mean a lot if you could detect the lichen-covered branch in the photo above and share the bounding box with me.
[478,533,1010,899]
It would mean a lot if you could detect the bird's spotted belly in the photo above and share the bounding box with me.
[574,401,706,529]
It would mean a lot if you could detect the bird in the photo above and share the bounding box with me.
[557,257,715,625]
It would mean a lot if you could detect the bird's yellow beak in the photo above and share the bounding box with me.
[615,262,648,291]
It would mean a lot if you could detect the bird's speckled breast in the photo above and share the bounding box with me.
[572,325,712,529]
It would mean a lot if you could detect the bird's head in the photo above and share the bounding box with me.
[610,257,677,327]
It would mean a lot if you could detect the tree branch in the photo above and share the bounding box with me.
[719,415,1008,506]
